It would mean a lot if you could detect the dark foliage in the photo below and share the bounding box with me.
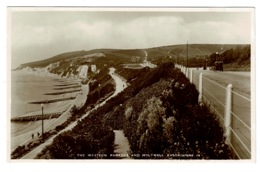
[208,45,250,67]
[36,116,115,159]
[116,68,144,82]
[86,83,114,106]
[85,67,115,106]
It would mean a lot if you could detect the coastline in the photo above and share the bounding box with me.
[11,69,86,152]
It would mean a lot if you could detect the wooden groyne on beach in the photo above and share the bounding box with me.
[44,89,81,95]
[11,112,64,122]
[28,96,76,104]
[53,85,82,90]
[54,83,80,87]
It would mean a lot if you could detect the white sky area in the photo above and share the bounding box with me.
[10,9,252,68]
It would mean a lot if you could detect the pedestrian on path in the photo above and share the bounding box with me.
[31,133,34,139]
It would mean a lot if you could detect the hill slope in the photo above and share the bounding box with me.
[15,44,250,77]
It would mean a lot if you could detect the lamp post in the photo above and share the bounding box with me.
[205,58,208,70]
[186,42,189,75]
[41,103,44,141]
[98,84,101,100]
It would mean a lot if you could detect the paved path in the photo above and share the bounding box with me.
[114,130,131,159]
[97,68,127,107]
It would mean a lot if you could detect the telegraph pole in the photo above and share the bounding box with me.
[41,103,44,141]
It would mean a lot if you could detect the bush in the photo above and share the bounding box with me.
[37,116,115,159]
[119,63,231,159]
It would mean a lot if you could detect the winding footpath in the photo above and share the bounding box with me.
[21,67,129,159]
[140,50,157,68]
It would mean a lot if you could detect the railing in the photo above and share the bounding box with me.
[176,64,251,159]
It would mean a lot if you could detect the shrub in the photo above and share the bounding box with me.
[119,63,231,159]
[37,116,115,159]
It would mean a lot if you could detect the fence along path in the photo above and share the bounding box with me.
[176,65,251,159]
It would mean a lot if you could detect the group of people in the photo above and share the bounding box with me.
[31,132,41,139]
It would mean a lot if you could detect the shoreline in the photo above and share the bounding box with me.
[11,70,82,117]
[11,70,86,152]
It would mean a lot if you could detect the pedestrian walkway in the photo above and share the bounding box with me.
[114,130,131,159]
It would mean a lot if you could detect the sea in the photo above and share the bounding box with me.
[10,71,78,151]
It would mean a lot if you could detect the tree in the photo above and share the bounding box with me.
[136,97,165,155]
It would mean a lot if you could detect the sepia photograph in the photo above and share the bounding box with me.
[8,7,254,160]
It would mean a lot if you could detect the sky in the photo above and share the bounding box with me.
[9,8,253,68]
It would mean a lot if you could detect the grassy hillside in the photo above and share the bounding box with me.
[146,44,245,57]
[17,44,249,71]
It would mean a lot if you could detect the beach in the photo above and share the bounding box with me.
[11,71,81,151]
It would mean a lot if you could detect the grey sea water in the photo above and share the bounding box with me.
[10,71,77,151]
[11,71,57,117]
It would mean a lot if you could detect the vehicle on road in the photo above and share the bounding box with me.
[214,60,223,71]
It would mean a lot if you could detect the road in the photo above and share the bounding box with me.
[193,70,251,95]
[141,50,157,68]
[122,50,157,69]
[96,68,127,107]
[192,69,251,159]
